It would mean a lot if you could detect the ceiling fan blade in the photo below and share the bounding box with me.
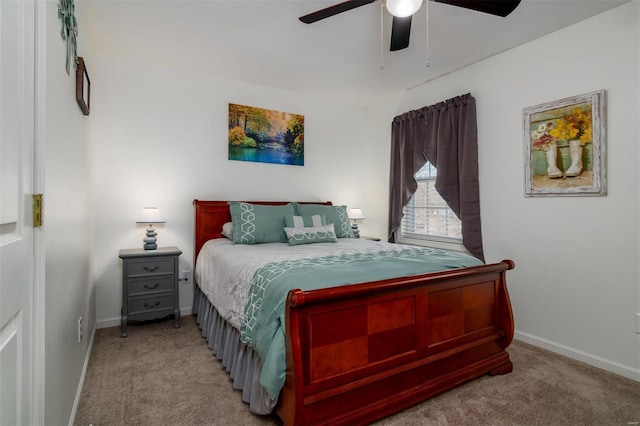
[432,0,521,17]
[299,0,377,24]
[390,15,412,51]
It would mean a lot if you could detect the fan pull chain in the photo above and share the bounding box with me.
[425,0,430,67]
[380,0,384,69]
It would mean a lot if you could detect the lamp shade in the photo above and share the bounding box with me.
[386,0,423,18]
[136,207,165,224]
[348,208,365,220]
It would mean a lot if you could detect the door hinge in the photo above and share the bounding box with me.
[33,194,43,227]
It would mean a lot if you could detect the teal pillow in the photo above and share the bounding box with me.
[294,203,355,238]
[228,202,294,244]
[284,224,338,246]
[284,214,326,228]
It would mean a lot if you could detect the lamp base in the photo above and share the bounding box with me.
[143,225,159,250]
[351,224,360,239]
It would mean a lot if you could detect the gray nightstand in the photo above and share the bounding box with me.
[361,236,381,241]
[119,246,182,337]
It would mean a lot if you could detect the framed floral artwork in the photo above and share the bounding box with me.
[523,90,606,197]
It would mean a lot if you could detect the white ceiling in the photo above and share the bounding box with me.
[83,0,629,106]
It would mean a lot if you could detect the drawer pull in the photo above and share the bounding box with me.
[143,265,160,272]
[143,283,160,290]
[143,301,161,309]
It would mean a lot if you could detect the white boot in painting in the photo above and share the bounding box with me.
[545,142,563,179]
[566,140,584,177]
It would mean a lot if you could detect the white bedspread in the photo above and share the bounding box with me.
[194,238,394,329]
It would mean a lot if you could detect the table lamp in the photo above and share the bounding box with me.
[347,208,365,239]
[136,207,165,250]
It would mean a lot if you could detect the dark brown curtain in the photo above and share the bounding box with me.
[388,93,485,262]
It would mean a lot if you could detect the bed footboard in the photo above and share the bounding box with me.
[276,260,515,426]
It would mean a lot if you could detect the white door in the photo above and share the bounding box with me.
[0,0,35,424]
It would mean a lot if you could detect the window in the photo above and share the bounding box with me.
[400,162,462,244]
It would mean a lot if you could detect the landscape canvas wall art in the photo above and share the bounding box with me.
[228,103,304,166]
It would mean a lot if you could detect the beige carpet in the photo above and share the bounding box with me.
[74,316,640,426]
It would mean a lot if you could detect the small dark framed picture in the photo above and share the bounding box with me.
[76,57,90,115]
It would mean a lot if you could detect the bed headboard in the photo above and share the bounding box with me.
[193,200,332,264]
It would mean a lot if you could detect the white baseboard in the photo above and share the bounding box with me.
[514,330,640,382]
[96,307,193,330]
[68,323,96,426]
[96,316,120,329]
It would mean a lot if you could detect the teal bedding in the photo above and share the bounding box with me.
[239,245,483,399]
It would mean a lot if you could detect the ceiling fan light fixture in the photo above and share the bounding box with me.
[385,0,424,18]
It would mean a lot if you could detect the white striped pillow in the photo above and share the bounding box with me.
[284,214,325,228]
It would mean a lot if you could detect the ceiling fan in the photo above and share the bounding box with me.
[299,0,521,52]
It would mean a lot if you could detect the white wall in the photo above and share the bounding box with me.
[91,55,373,327]
[369,2,640,379]
[44,1,95,424]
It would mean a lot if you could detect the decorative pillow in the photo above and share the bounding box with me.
[284,224,338,246]
[228,202,294,244]
[284,214,326,228]
[294,203,355,238]
[221,222,233,239]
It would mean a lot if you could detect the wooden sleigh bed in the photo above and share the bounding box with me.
[193,200,515,425]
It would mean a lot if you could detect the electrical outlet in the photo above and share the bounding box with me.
[180,270,192,284]
[635,313,640,335]
[77,317,83,343]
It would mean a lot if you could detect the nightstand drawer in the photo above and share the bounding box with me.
[128,276,174,296]
[128,294,174,316]
[126,257,174,277]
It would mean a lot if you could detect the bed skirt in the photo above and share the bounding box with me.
[193,286,277,415]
